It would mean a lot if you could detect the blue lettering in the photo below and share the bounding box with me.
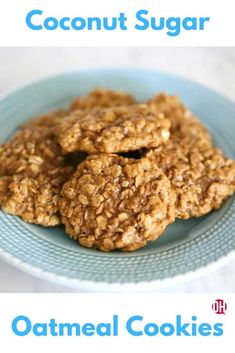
[119,13,128,30]
[199,17,210,30]
[44,17,58,30]
[144,323,159,336]
[113,315,118,336]
[60,17,71,30]
[59,323,80,336]
[103,17,116,30]
[182,17,197,30]
[191,316,197,336]
[213,323,223,336]
[151,17,164,30]
[87,17,102,30]
[160,323,175,336]
[71,17,86,30]
[176,315,190,336]
[26,9,43,30]
[48,319,58,336]
[82,323,95,336]
[12,316,31,336]
[135,10,149,30]
[96,323,112,336]
[33,323,47,336]
[126,315,143,336]
[166,17,181,37]
[198,323,212,336]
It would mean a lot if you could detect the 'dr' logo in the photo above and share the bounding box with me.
[212,299,227,315]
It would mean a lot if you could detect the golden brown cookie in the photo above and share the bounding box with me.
[1,168,72,226]
[148,92,191,130]
[145,98,235,219]
[0,111,84,226]
[71,88,135,111]
[56,104,170,154]
[59,154,176,252]
[0,127,66,177]
[22,109,68,129]
[0,176,11,206]
[148,92,213,151]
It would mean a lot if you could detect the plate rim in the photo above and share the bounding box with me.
[0,67,235,291]
[1,245,235,292]
[0,67,234,108]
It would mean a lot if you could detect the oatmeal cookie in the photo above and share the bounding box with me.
[145,92,234,219]
[149,92,213,140]
[1,168,72,226]
[171,114,212,146]
[71,88,135,111]
[57,104,170,154]
[59,154,176,252]
[148,92,192,130]
[146,136,235,219]
[0,118,82,226]
[0,176,11,205]
[0,127,65,177]
[22,109,68,129]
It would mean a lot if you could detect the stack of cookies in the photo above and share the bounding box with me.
[0,89,234,252]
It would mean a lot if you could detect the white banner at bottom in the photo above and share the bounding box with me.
[0,294,233,353]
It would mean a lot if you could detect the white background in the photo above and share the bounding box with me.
[0,0,234,46]
[0,294,234,353]
[0,47,234,293]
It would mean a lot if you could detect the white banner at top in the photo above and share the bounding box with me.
[0,0,234,46]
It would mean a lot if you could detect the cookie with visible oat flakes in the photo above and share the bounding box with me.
[145,96,235,219]
[1,169,72,226]
[59,154,176,252]
[148,92,192,130]
[0,127,65,177]
[56,104,171,154]
[0,111,85,226]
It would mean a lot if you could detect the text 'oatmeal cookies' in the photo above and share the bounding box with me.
[56,104,171,154]
[59,154,176,252]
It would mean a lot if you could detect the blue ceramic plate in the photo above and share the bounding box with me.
[0,69,234,291]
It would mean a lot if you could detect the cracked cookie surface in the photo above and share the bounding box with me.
[57,104,170,154]
[59,154,176,252]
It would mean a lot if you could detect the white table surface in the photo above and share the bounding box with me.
[0,47,234,292]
